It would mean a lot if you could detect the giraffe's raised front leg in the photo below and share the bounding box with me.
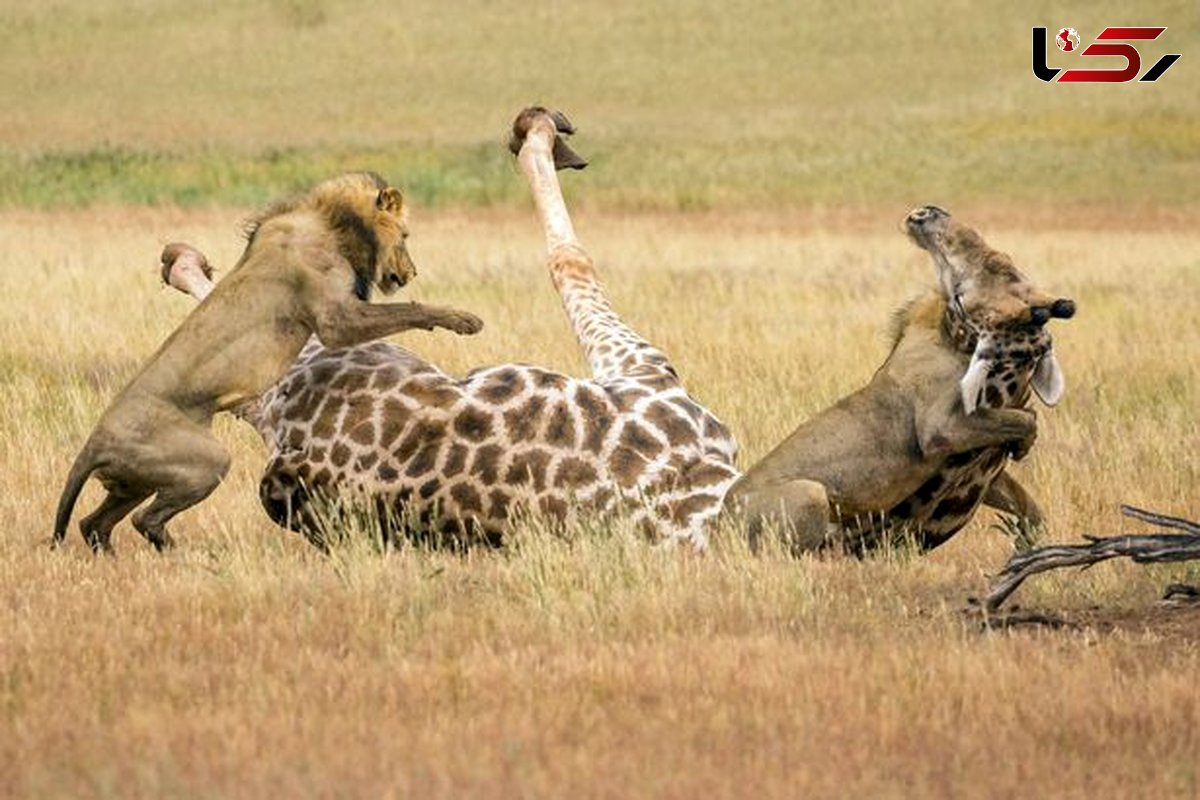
[510,106,679,383]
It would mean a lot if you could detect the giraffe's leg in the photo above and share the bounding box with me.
[511,107,677,381]
[513,108,582,255]
[77,487,152,554]
[732,479,832,555]
[983,469,1045,546]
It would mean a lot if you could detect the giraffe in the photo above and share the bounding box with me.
[726,205,1075,554]
[163,108,739,550]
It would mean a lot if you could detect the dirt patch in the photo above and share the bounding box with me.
[973,600,1200,643]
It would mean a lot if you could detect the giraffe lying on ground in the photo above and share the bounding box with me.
[164,108,739,550]
[54,172,482,552]
[726,205,1075,553]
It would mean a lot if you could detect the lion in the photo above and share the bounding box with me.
[53,172,484,552]
[726,206,1076,553]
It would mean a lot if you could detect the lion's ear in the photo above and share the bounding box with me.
[376,187,404,215]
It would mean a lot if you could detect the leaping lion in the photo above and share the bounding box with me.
[53,172,483,553]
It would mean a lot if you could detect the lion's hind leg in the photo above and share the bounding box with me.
[78,485,152,554]
[734,479,832,555]
[127,427,232,551]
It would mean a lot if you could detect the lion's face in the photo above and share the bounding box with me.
[372,187,417,295]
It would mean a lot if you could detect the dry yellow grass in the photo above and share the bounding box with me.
[2,206,1198,797]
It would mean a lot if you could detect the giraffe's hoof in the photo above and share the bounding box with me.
[509,106,588,171]
[160,242,213,285]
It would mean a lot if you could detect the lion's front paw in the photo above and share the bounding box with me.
[444,311,484,335]
[1009,409,1038,461]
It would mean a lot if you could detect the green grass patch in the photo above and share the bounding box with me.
[0,143,527,210]
[3,126,1196,212]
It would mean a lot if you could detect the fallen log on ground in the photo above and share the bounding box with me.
[978,505,1200,612]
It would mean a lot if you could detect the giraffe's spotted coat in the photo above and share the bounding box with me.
[255,251,739,550]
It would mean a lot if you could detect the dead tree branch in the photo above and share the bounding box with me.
[979,505,1200,611]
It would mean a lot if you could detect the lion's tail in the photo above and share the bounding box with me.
[53,445,100,545]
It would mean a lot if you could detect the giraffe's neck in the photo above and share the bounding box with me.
[517,120,674,384]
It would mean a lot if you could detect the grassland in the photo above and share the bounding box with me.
[3,0,1199,796]
[3,207,1199,798]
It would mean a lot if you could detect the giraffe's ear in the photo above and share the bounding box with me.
[1032,350,1065,406]
[376,187,404,215]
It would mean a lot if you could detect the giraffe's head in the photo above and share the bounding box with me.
[508,106,589,171]
[905,206,1076,413]
[247,172,417,300]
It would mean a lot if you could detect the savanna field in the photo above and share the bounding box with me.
[2,1,1199,797]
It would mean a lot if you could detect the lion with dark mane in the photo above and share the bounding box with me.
[54,172,483,552]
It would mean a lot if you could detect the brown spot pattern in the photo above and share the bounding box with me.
[504,395,546,442]
[478,369,526,404]
[575,386,613,454]
[545,402,576,448]
[487,488,511,520]
[443,443,469,478]
[608,446,645,488]
[470,444,504,485]
[312,401,340,439]
[453,406,494,443]
[645,401,694,447]
[554,457,597,488]
[619,421,663,461]
[539,495,568,519]
[506,449,552,491]
[450,482,483,514]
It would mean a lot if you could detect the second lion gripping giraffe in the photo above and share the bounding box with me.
[726,205,1075,553]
